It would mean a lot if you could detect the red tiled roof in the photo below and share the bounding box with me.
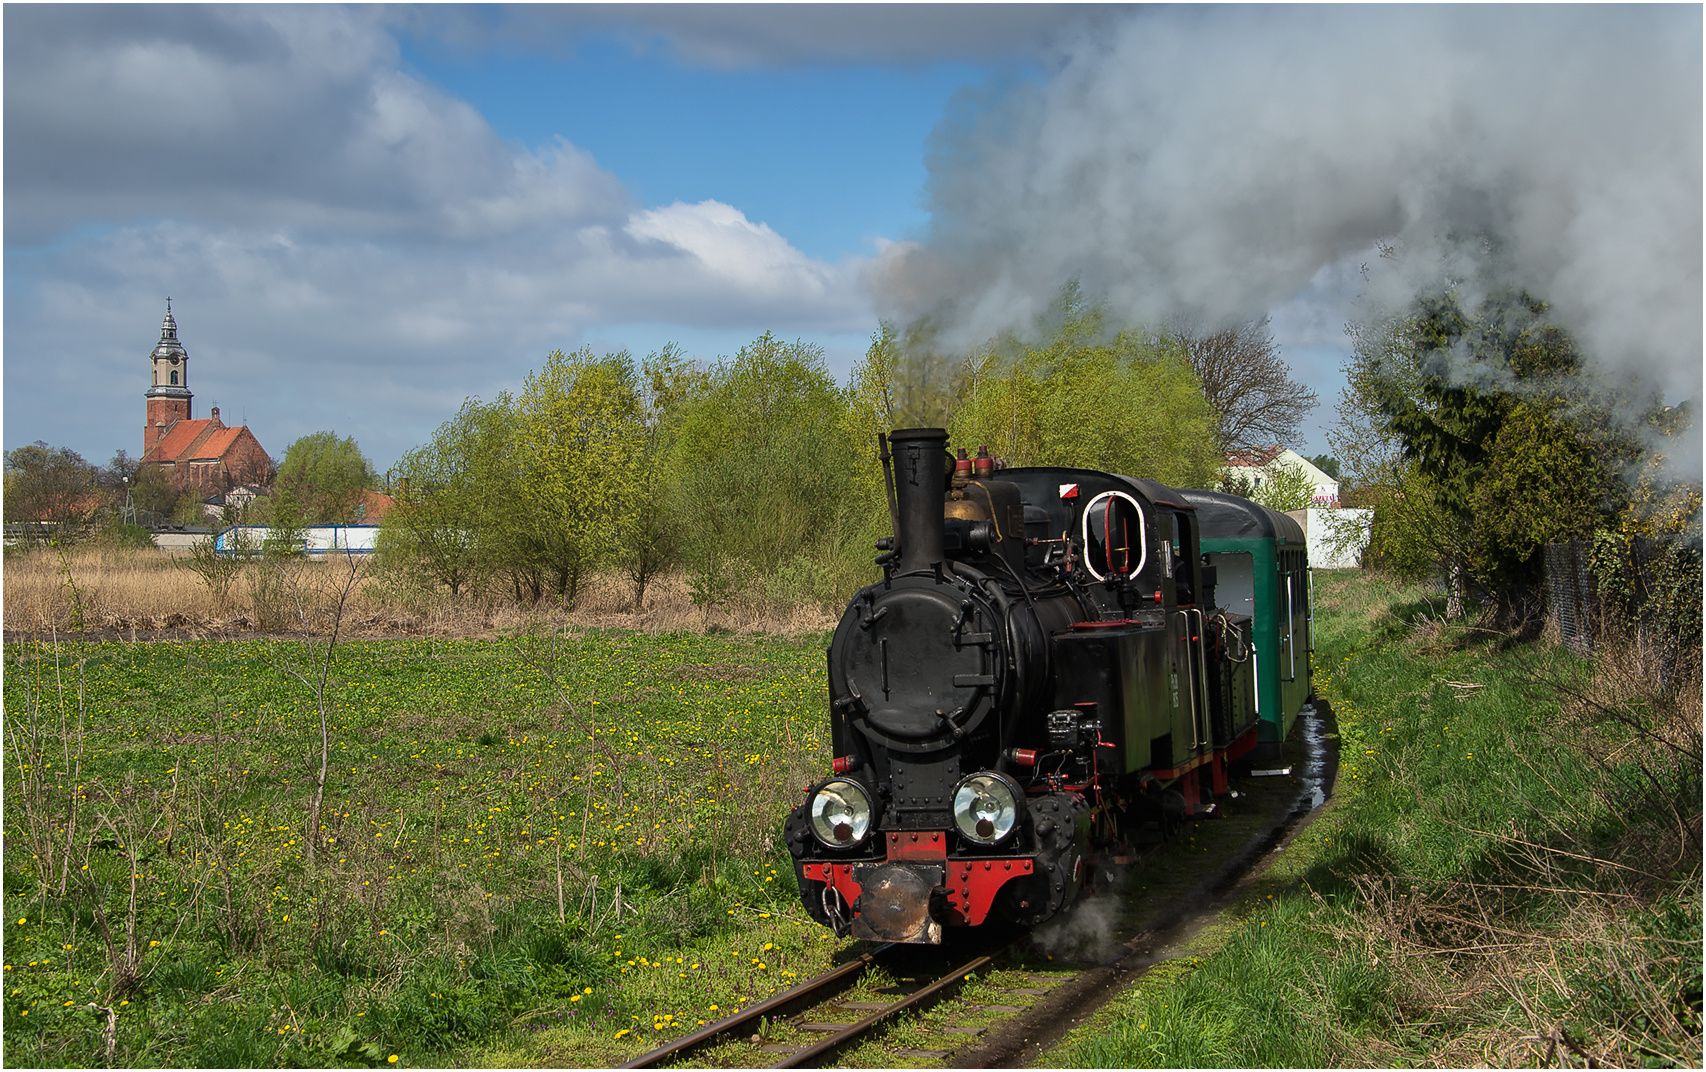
[1225,445,1283,468]
[187,426,246,460]
[142,418,219,463]
[355,489,396,521]
[142,418,269,472]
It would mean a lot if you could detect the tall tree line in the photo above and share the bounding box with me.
[380,291,1232,609]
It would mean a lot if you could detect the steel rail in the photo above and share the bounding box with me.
[619,943,894,1069]
[769,949,1001,1068]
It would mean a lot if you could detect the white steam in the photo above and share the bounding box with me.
[875,6,1701,412]
[1028,880,1129,963]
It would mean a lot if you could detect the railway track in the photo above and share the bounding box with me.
[621,940,1015,1068]
[625,703,1338,1069]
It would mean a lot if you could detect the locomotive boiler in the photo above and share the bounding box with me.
[784,428,1309,942]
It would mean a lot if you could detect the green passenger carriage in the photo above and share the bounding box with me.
[1175,488,1313,764]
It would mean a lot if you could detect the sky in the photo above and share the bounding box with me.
[5,4,1700,476]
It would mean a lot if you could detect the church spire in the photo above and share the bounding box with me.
[144,299,193,453]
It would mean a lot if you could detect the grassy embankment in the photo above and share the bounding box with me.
[1048,569,1702,1067]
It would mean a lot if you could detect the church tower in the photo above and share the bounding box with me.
[144,300,192,453]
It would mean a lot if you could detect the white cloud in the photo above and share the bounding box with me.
[4,6,876,467]
[624,200,848,307]
[403,4,1096,70]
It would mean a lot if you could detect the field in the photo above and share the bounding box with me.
[2,620,858,1067]
[0,543,837,639]
[4,550,1699,1067]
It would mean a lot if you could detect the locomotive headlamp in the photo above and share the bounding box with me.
[952,772,1024,846]
[808,779,875,849]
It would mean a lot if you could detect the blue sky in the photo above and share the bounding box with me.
[5,5,1698,474]
[397,36,983,260]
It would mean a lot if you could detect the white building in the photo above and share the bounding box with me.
[214,524,381,556]
[1223,447,1340,506]
[1285,508,1373,569]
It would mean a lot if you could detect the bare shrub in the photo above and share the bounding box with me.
[1325,860,1698,1067]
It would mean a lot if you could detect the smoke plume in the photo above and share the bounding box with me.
[874,7,1701,418]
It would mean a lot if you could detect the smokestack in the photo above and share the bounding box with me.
[888,427,948,573]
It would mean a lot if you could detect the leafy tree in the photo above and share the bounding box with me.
[386,397,518,597]
[4,441,100,528]
[100,450,139,494]
[1338,288,1648,622]
[1327,313,1418,505]
[611,345,704,609]
[1309,454,1341,481]
[1173,317,1319,453]
[1222,463,1318,512]
[844,322,902,451]
[1470,401,1619,565]
[950,285,1222,489]
[274,432,376,525]
[510,347,646,605]
[263,490,308,558]
[127,463,191,524]
[665,332,870,607]
[866,315,968,429]
[639,342,710,430]
[840,323,909,533]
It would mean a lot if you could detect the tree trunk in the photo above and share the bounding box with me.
[1446,557,1469,619]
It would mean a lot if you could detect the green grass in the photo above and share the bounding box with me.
[3,625,861,1067]
[8,570,1697,1067]
[1047,570,1702,1068]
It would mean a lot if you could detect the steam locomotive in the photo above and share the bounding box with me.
[783,428,1313,943]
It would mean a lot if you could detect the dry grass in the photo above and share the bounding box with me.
[1323,630,1703,1068]
[2,545,838,639]
[1329,857,1698,1067]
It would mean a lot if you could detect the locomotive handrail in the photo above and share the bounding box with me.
[1179,607,1210,751]
[1287,569,1298,680]
[1193,606,1212,750]
[1079,490,1148,582]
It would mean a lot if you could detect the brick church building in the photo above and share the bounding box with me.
[138,302,273,488]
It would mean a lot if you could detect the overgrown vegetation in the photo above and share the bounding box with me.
[379,289,1234,619]
[1051,570,1702,1068]
[1329,283,1700,625]
[2,616,844,1067]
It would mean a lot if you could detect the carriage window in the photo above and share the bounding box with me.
[1080,491,1147,581]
